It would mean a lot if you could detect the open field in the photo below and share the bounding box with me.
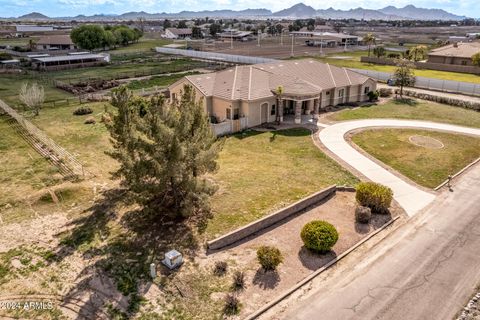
[207,128,358,237]
[328,99,480,129]
[351,129,480,188]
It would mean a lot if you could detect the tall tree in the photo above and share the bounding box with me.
[363,33,375,57]
[373,46,386,58]
[393,59,416,99]
[71,25,105,51]
[106,86,223,219]
[410,45,428,61]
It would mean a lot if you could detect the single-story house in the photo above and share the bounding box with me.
[428,42,480,66]
[163,28,192,39]
[168,59,376,133]
[35,35,76,51]
[289,31,360,46]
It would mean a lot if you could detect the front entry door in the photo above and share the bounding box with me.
[261,103,268,123]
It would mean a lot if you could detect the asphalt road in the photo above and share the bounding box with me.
[280,164,480,320]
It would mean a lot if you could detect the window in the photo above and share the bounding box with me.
[172,93,177,101]
[364,86,370,94]
[326,91,330,95]
[461,60,467,65]
[271,104,276,116]
[339,89,344,97]
[226,108,231,120]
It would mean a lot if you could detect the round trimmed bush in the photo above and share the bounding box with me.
[355,206,372,223]
[256,246,283,271]
[301,220,339,253]
[356,182,393,213]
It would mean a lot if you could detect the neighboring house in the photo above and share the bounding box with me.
[35,35,77,51]
[15,25,54,37]
[168,59,376,134]
[428,42,480,66]
[163,28,192,39]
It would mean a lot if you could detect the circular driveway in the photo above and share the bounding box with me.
[319,119,480,216]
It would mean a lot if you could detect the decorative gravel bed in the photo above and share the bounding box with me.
[457,291,480,320]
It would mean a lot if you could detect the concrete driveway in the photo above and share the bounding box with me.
[319,119,480,216]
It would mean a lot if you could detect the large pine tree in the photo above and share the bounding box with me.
[106,85,223,219]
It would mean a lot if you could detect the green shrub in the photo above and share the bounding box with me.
[301,220,339,253]
[355,206,372,223]
[367,90,380,102]
[73,106,93,115]
[356,182,393,213]
[256,246,283,271]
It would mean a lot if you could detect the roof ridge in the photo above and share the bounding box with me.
[327,63,336,87]
[248,66,252,101]
[231,65,238,100]
[343,67,352,85]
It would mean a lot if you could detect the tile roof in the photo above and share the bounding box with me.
[182,59,371,101]
[166,28,192,36]
[429,42,480,58]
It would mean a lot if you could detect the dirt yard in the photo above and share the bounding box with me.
[208,191,401,318]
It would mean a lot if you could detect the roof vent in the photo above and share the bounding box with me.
[453,42,458,47]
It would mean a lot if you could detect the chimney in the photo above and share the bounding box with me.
[453,42,458,48]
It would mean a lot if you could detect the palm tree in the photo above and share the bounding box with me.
[275,85,284,123]
[363,33,375,57]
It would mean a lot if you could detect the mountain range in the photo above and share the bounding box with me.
[8,3,468,21]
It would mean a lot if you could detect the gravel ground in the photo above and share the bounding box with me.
[457,291,480,320]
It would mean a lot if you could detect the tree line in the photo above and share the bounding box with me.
[70,24,143,51]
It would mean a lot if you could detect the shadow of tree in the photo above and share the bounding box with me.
[50,187,201,319]
[355,221,371,234]
[252,269,280,290]
[298,247,337,271]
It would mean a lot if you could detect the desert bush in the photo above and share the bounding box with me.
[101,112,112,124]
[224,294,240,315]
[73,106,93,115]
[378,88,393,98]
[256,246,283,271]
[213,261,228,276]
[367,90,380,102]
[84,116,96,124]
[232,271,245,291]
[301,220,339,253]
[355,206,372,223]
[356,182,393,213]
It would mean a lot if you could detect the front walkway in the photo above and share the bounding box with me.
[318,119,480,216]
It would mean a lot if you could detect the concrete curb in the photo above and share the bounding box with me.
[434,157,480,191]
[243,215,401,320]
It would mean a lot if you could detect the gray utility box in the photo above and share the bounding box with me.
[162,250,183,270]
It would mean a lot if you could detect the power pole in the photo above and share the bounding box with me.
[291,34,294,57]
[257,31,260,47]
[231,29,233,49]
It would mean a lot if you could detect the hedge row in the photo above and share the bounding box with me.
[398,89,480,111]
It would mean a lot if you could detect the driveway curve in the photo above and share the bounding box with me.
[319,119,480,216]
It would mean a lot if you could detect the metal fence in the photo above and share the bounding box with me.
[351,68,480,97]
[156,47,278,64]
[0,98,86,179]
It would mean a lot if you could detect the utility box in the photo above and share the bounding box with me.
[162,250,183,270]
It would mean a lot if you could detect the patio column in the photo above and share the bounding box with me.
[313,98,320,119]
[294,100,302,124]
[306,99,314,114]
[276,98,283,123]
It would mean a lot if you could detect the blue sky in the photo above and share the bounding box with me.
[0,0,477,18]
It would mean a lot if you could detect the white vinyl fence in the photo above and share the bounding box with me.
[351,69,480,97]
[156,47,278,64]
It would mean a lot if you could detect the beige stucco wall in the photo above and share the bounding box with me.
[168,80,209,112]
[428,55,473,66]
[242,97,277,126]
